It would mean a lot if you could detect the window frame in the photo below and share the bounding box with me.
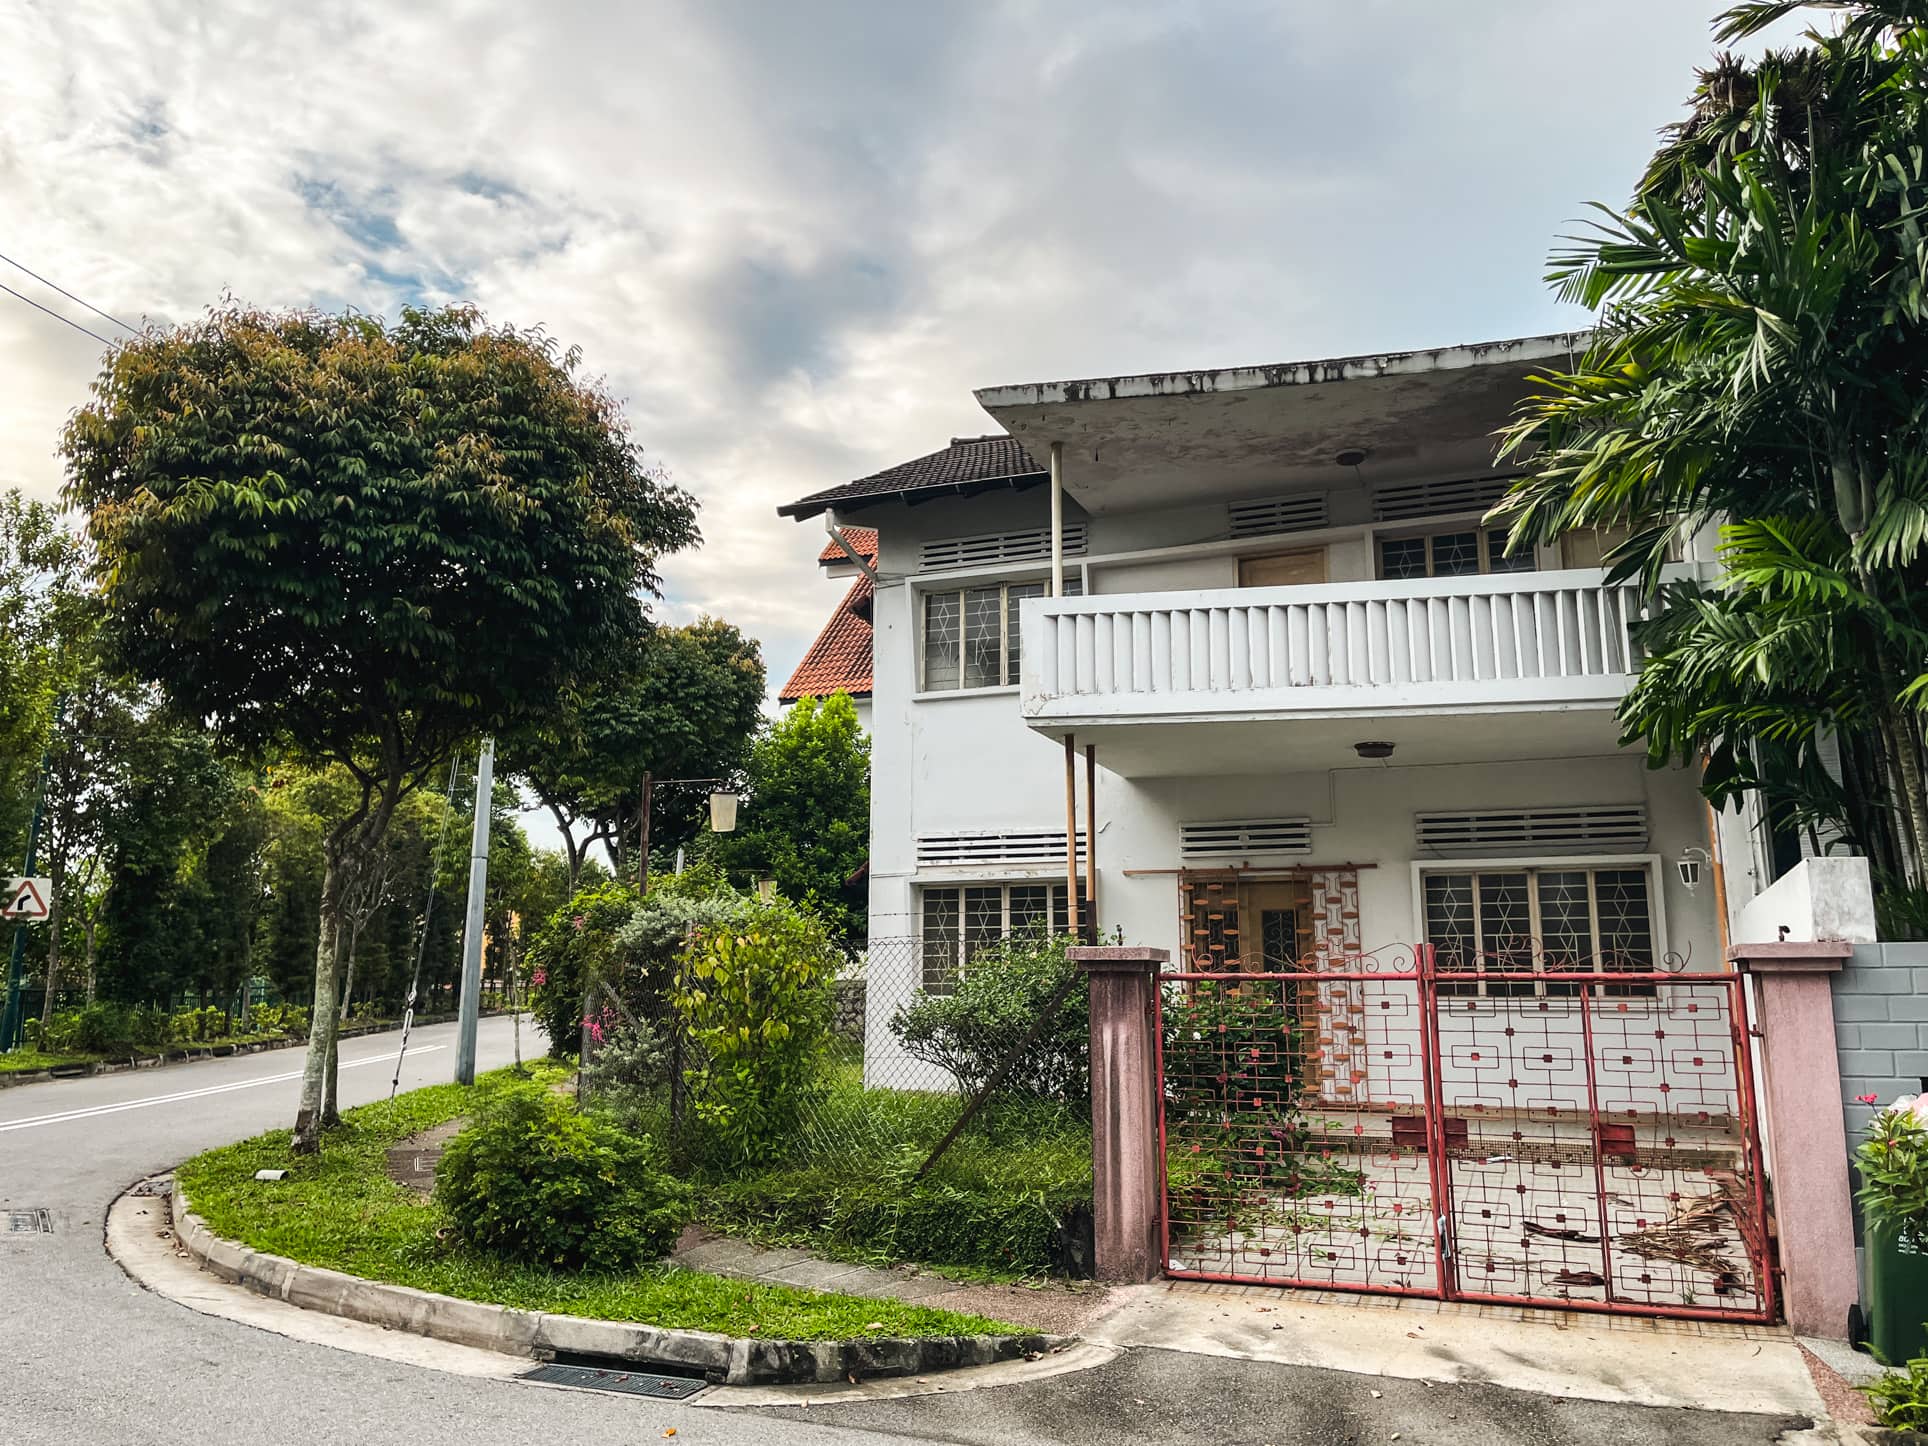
[1373,519,1539,581]
[916,576,1081,695]
[916,880,1084,991]
[1408,854,1669,998]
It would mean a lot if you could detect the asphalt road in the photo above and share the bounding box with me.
[0,1018,1817,1446]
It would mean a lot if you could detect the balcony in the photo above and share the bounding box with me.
[1018,569,1682,775]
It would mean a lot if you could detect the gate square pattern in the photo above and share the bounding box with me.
[1156,947,1776,1323]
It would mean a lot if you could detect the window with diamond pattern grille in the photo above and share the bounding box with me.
[1424,865,1657,996]
[918,881,1084,990]
[1376,526,1533,580]
[920,579,1080,692]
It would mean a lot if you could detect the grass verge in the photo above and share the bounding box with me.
[174,1066,1020,1341]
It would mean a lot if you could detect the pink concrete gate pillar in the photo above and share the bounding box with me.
[1730,941,1859,1338]
[1072,945,1167,1283]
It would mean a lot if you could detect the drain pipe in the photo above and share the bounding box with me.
[822,511,878,583]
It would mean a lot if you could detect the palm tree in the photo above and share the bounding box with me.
[1495,1,1928,916]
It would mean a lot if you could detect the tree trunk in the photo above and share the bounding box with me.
[40,870,62,1025]
[1883,706,1928,892]
[338,922,361,1025]
[292,848,346,1153]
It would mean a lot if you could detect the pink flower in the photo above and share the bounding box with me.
[531,968,547,987]
[572,915,586,932]
[1857,1093,1880,1106]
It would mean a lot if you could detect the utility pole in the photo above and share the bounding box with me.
[638,772,653,895]
[1,697,62,1053]
[453,737,494,1086]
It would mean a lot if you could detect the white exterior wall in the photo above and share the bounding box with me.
[858,477,1752,1096]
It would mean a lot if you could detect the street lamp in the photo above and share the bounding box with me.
[639,773,737,895]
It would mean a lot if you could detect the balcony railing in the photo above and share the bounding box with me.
[1018,568,1667,722]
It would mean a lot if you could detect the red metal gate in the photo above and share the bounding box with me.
[1156,947,1776,1322]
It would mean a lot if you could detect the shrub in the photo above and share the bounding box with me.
[434,1085,688,1271]
[580,1018,672,1132]
[1856,1093,1928,1248]
[890,931,1088,1102]
[67,1002,170,1056]
[608,874,744,1021]
[525,880,641,1053]
[1867,1357,1928,1433]
[672,898,838,1162]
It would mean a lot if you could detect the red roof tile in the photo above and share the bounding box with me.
[780,571,873,703]
[817,526,878,564]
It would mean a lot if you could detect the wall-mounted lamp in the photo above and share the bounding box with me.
[1677,847,1712,894]
[1353,740,1395,761]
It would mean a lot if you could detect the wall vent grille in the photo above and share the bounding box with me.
[1228,494,1329,540]
[1414,804,1649,855]
[916,831,1085,868]
[1372,475,1516,522]
[920,525,1088,571]
[1180,818,1314,861]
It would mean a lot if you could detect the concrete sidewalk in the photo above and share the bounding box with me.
[1088,1281,1821,1418]
[670,1226,1112,1337]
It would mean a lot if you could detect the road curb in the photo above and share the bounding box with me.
[167,1183,1068,1386]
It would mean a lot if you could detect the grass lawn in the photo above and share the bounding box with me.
[174,1066,1021,1342]
[0,1048,98,1074]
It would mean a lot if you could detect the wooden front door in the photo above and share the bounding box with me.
[1238,880,1312,970]
[1238,548,1327,588]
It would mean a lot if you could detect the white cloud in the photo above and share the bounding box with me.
[0,0,1812,695]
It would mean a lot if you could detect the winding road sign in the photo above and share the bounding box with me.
[2,877,52,923]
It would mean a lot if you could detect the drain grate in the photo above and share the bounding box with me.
[520,1363,706,1399]
[128,1176,174,1199]
[6,1209,53,1234]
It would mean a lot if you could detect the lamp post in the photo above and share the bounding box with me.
[638,774,737,895]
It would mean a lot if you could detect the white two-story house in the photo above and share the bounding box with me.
[777,342,1840,1318]
[783,334,1788,992]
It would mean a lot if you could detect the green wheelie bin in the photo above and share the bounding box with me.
[1863,1217,1928,1366]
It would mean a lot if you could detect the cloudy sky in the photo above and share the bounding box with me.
[3,0,1808,694]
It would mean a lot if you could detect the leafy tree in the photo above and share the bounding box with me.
[506,618,765,887]
[62,303,697,1149]
[0,490,87,862]
[709,692,869,941]
[1497,1,1928,915]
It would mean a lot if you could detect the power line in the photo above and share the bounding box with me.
[0,251,138,335]
[0,279,115,348]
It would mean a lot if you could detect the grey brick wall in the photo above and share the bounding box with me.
[1835,942,1928,1140]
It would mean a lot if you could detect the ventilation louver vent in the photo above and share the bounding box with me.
[916,831,1085,868]
[1180,818,1314,861]
[920,525,1088,571]
[1414,804,1649,855]
[1372,475,1516,522]
[1228,494,1329,540]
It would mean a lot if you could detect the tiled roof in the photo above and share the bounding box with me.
[780,572,873,703]
[817,526,878,564]
[780,435,1045,519]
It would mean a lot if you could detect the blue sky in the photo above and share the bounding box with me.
[3,0,1812,700]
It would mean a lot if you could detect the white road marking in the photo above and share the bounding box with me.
[0,1045,447,1133]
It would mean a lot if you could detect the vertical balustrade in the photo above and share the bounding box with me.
[1020,572,1648,706]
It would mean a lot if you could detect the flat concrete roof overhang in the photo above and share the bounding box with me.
[1025,704,1627,779]
[974,332,1589,515]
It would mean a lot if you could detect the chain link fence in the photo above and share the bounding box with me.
[575,931,1096,1275]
